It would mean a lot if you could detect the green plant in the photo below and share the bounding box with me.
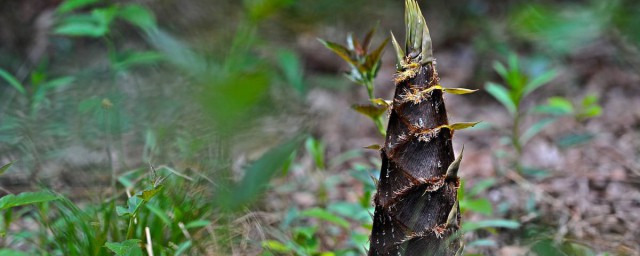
[319,26,389,135]
[457,178,521,249]
[263,159,377,256]
[485,53,557,174]
[485,53,601,175]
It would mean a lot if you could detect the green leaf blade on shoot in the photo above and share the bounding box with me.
[138,185,163,202]
[520,117,556,146]
[0,68,26,95]
[492,61,508,79]
[317,39,357,67]
[363,38,389,72]
[0,191,60,211]
[364,144,382,150]
[351,104,387,121]
[524,69,557,96]
[448,122,481,131]
[54,16,105,37]
[485,82,517,115]
[443,88,478,95]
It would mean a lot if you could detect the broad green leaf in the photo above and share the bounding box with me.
[105,239,143,256]
[0,68,26,95]
[117,196,143,217]
[54,15,106,37]
[462,219,521,232]
[351,104,387,120]
[262,240,292,253]
[524,69,557,96]
[0,191,60,211]
[0,249,30,256]
[300,208,349,228]
[184,220,211,229]
[0,162,13,176]
[460,198,493,216]
[318,39,358,67]
[443,88,478,95]
[223,136,303,210]
[57,0,99,13]
[118,4,157,30]
[116,206,130,217]
[448,122,481,131]
[138,185,163,202]
[485,82,516,115]
[520,118,556,145]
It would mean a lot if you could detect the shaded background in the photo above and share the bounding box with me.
[1,0,639,255]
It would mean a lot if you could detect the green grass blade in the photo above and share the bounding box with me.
[0,191,60,211]
[0,68,26,95]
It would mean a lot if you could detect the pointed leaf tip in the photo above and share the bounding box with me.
[390,31,405,68]
[448,122,481,131]
[446,145,464,178]
[404,0,432,64]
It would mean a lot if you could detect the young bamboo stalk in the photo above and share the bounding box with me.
[368,1,475,255]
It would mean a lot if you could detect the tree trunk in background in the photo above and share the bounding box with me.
[369,1,464,255]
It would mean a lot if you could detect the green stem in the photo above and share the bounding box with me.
[126,216,135,239]
[511,107,523,173]
[364,80,386,136]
